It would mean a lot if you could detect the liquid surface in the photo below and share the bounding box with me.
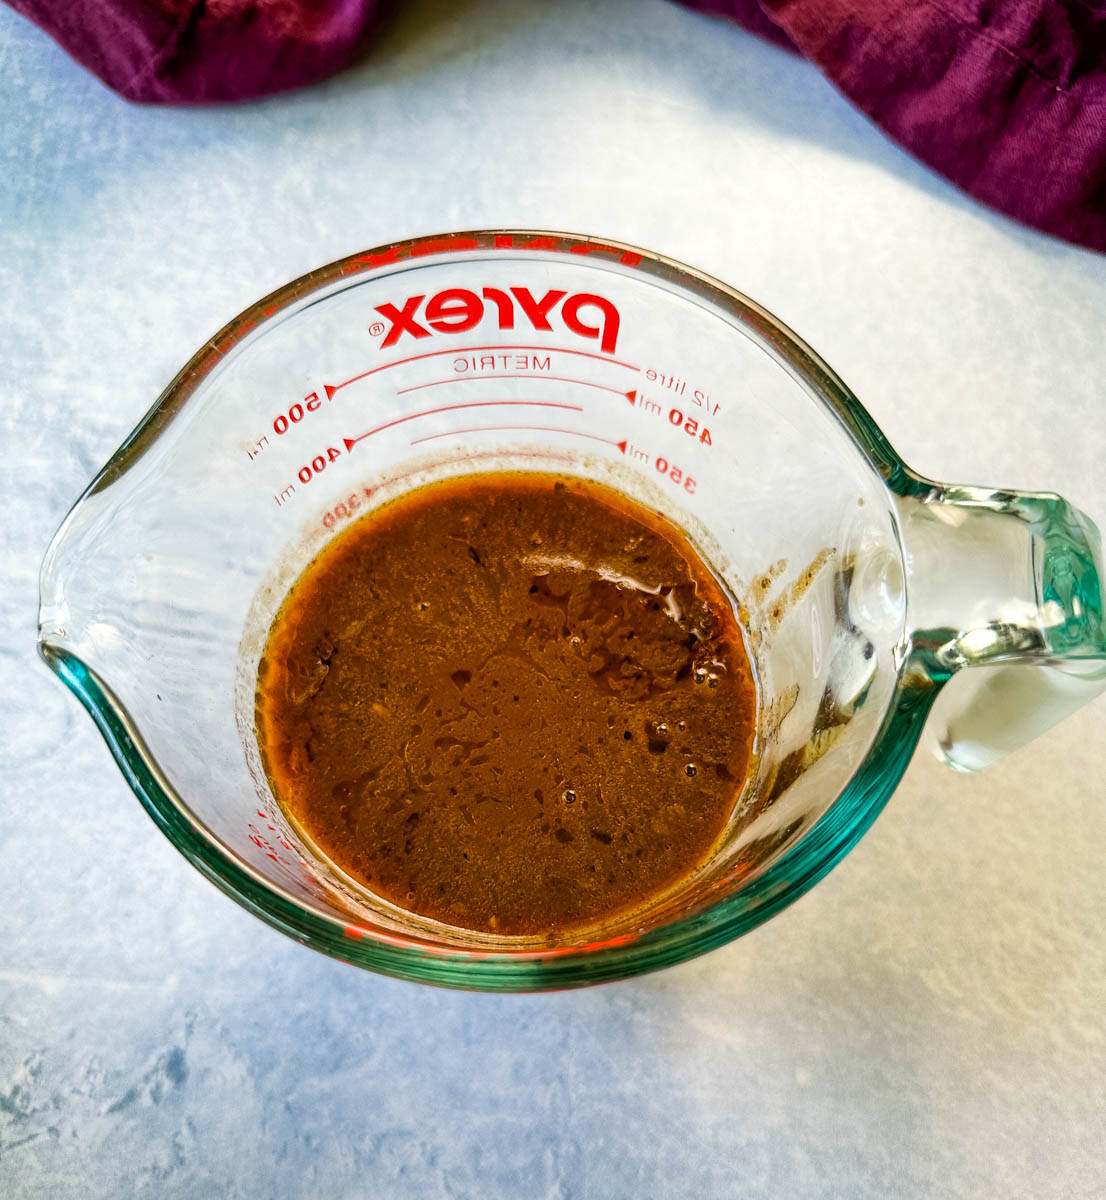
[255,473,756,936]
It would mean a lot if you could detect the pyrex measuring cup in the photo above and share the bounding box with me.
[38,231,1106,991]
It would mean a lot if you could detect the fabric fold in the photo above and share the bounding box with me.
[678,0,1106,250]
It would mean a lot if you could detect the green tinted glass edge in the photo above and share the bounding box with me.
[40,643,935,990]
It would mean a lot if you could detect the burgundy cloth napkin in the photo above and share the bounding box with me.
[679,0,1106,252]
[5,0,394,104]
[6,0,1105,251]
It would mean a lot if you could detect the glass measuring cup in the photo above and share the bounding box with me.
[37,230,1106,991]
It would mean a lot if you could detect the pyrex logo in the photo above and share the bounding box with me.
[373,287,621,354]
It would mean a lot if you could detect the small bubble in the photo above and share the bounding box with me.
[707,674,719,688]
[562,789,577,804]
[685,763,697,777]
[677,720,687,731]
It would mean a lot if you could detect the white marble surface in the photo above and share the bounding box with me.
[3,1,1106,1196]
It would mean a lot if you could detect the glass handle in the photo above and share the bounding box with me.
[896,484,1106,771]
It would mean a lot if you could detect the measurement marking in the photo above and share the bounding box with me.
[624,388,661,414]
[410,425,628,452]
[344,400,583,451]
[397,374,628,396]
[626,390,714,446]
[326,344,640,397]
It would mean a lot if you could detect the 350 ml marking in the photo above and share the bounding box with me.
[623,441,698,494]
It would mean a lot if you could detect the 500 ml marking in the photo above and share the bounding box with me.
[272,391,325,435]
[626,391,713,447]
[246,391,329,464]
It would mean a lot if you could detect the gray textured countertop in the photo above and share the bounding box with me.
[3,2,1106,1196]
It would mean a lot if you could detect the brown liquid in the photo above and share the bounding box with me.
[255,473,756,936]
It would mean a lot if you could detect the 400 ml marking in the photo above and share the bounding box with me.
[272,444,343,506]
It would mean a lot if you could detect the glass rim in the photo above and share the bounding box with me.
[38,230,936,991]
